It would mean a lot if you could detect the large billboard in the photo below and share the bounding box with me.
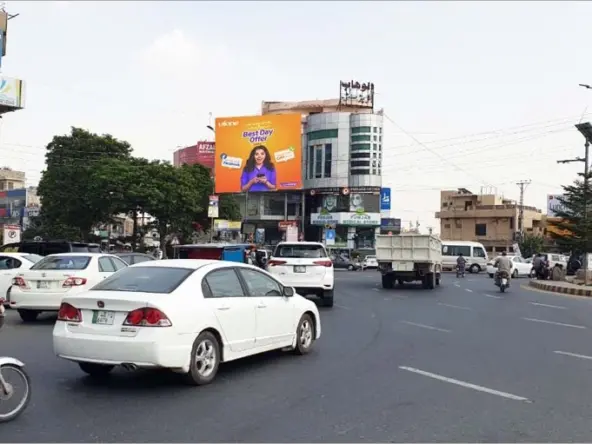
[214,114,302,193]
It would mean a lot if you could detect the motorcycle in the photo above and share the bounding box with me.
[456,264,465,278]
[495,270,510,293]
[0,314,31,423]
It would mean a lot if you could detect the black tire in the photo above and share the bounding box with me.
[488,273,494,278]
[184,331,221,386]
[347,264,354,271]
[500,285,506,293]
[0,363,31,423]
[18,309,39,323]
[322,290,334,307]
[426,273,436,290]
[512,269,518,278]
[78,362,114,378]
[382,274,394,289]
[397,279,405,286]
[293,314,315,355]
[470,264,481,274]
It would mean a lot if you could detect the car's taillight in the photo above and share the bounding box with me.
[313,260,333,267]
[63,277,87,287]
[12,276,27,288]
[268,260,287,266]
[124,308,172,327]
[57,303,82,322]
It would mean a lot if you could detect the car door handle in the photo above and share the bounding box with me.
[257,303,267,308]
[217,306,230,311]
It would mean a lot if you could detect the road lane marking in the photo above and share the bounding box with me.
[553,350,592,361]
[522,317,586,329]
[465,288,473,293]
[335,304,351,310]
[438,302,473,311]
[373,288,380,292]
[529,302,566,310]
[454,283,461,288]
[484,294,502,299]
[398,366,531,402]
[400,321,451,333]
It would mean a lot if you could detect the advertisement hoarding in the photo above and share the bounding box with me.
[0,76,25,110]
[214,114,302,193]
[380,187,391,211]
[547,194,566,217]
[310,212,381,226]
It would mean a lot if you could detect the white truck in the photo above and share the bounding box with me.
[376,233,442,289]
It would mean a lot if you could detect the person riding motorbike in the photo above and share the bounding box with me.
[456,253,467,276]
[494,251,513,286]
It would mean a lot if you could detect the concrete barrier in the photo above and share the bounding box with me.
[528,279,592,297]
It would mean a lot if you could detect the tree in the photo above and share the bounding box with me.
[37,127,132,241]
[518,232,544,258]
[549,173,592,253]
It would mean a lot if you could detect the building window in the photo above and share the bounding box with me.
[351,152,371,160]
[314,146,323,178]
[308,129,338,141]
[308,145,314,179]
[379,127,382,134]
[351,126,371,134]
[351,169,370,175]
[351,143,371,152]
[351,135,371,142]
[324,143,332,178]
[372,127,377,133]
[379,136,382,142]
[351,160,370,168]
[263,194,285,216]
[7,182,13,190]
[475,224,487,236]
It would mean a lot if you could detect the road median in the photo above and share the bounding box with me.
[528,279,592,297]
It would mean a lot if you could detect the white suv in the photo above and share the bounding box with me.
[267,242,334,307]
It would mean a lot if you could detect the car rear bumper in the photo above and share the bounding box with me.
[53,324,191,370]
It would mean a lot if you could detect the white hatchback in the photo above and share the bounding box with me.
[266,242,334,307]
[53,260,321,385]
[10,253,128,322]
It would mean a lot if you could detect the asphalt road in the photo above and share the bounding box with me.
[3,271,592,442]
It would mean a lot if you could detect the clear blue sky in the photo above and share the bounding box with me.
[2,1,591,230]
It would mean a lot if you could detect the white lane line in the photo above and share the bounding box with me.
[399,366,531,402]
[484,293,502,299]
[454,283,461,288]
[554,350,592,361]
[522,317,586,329]
[438,302,473,311]
[530,302,566,310]
[465,288,473,293]
[400,321,451,333]
[335,304,351,310]
[373,288,380,292]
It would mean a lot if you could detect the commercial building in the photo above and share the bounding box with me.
[172,141,215,169]
[0,167,25,190]
[436,188,544,254]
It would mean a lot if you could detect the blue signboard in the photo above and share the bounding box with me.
[380,187,391,211]
[325,229,336,241]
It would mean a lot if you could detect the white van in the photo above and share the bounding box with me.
[442,241,488,273]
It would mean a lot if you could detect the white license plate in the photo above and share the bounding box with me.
[294,265,306,273]
[37,281,49,289]
[93,310,115,325]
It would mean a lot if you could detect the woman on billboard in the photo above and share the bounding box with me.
[240,145,277,192]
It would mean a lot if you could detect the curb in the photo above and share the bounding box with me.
[528,279,592,297]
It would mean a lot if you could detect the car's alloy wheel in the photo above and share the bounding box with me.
[184,331,220,385]
[294,314,314,355]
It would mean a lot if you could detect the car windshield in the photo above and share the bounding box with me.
[91,266,193,294]
[22,254,43,263]
[274,244,326,259]
[31,255,91,270]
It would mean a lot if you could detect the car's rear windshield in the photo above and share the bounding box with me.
[31,255,91,270]
[22,254,43,263]
[274,244,326,259]
[91,266,193,294]
[176,247,222,260]
[71,243,92,252]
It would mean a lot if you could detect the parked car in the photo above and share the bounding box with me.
[267,242,334,307]
[52,259,321,384]
[487,255,533,278]
[332,255,362,271]
[10,253,128,322]
[362,255,378,270]
[0,240,101,256]
[0,253,44,309]
[116,252,156,265]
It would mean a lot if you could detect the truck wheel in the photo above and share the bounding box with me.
[423,273,435,290]
[382,274,394,289]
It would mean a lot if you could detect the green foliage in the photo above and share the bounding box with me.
[518,232,544,258]
[549,172,592,253]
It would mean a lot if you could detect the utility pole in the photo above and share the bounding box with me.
[516,180,531,239]
[559,122,592,285]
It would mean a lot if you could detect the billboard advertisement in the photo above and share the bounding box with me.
[547,194,566,217]
[380,187,391,211]
[214,114,302,193]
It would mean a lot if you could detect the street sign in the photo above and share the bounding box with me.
[208,195,219,219]
[380,188,391,211]
[325,228,336,246]
[2,224,20,244]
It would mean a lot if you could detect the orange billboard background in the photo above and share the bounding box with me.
[214,114,302,194]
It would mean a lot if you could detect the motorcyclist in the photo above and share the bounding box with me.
[494,251,513,285]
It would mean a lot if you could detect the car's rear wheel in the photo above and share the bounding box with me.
[293,314,315,355]
[321,290,334,307]
[78,362,114,378]
[382,274,394,289]
[184,331,220,386]
[512,269,518,278]
[470,264,481,273]
[18,309,39,323]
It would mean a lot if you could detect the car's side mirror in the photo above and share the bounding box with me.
[283,286,294,297]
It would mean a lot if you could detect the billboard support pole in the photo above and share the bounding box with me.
[283,192,288,221]
[300,190,306,240]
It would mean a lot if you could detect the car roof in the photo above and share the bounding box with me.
[0,252,32,257]
[45,253,114,258]
[275,241,324,247]
[129,259,220,269]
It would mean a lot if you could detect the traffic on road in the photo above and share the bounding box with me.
[2,263,592,441]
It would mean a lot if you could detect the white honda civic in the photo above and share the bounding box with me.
[53,259,321,385]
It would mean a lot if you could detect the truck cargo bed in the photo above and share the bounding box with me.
[376,234,442,263]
